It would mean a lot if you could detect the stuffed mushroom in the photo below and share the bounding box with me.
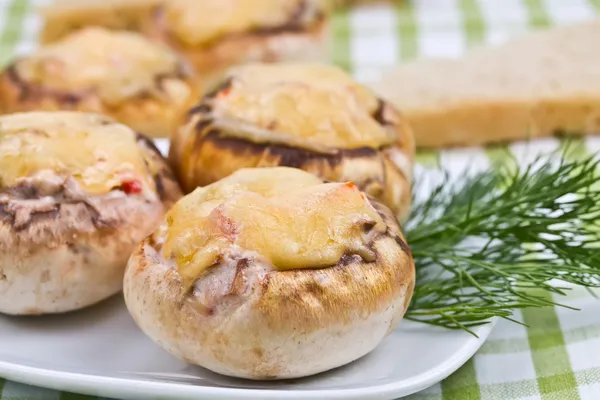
[0,27,197,138]
[40,0,329,88]
[169,62,415,221]
[40,0,161,43]
[124,167,415,379]
[0,111,182,315]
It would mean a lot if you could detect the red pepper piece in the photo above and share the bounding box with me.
[217,86,231,99]
[121,179,142,194]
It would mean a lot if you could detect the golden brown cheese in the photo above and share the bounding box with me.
[163,168,386,287]
[209,63,396,151]
[164,0,321,47]
[16,28,181,106]
[0,112,152,194]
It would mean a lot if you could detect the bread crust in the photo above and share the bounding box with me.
[0,115,182,315]
[373,20,600,148]
[124,196,414,379]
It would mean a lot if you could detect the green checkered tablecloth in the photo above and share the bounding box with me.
[0,0,599,399]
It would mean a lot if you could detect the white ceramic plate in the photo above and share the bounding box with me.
[0,139,496,399]
[0,295,496,400]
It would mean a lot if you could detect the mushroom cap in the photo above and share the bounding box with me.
[169,62,414,221]
[157,0,325,47]
[124,167,415,379]
[142,1,329,89]
[0,28,197,138]
[0,111,182,315]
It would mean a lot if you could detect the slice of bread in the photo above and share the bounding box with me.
[372,19,600,148]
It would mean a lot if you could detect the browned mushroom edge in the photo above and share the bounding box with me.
[3,61,192,107]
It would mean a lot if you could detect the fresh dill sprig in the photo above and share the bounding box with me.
[404,153,600,333]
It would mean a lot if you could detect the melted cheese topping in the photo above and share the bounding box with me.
[164,168,386,287]
[209,63,396,151]
[0,112,151,194]
[16,28,181,105]
[164,0,321,47]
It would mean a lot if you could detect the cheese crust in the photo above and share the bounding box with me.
[0,111,182,315]
[163,168,387,288]
[124,167,415,379]
[0,28,197,138]
[170,63,415,220]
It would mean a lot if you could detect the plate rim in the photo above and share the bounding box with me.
[0,318,497,400]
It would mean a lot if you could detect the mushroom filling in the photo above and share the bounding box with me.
[188,64,400,155]
[11,28,189,106]
[162,168,389,291]
[156,0,325,49]
[0,113,156,196]
[0,174,118,231]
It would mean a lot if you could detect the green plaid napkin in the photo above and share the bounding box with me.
[0,0,599,399]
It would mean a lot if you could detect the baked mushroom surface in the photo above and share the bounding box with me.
[322,0,381,10]
[40,0,161,44]
[142,0,329,85]
[0,111,181,315]
[0,27,197,138]
[39,0,328,90]
[124,167,415,379]
[169,62,415,220]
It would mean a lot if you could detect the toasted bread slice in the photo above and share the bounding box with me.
[372,19,600,148]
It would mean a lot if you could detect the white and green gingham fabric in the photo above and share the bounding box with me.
[0,0,599,399]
